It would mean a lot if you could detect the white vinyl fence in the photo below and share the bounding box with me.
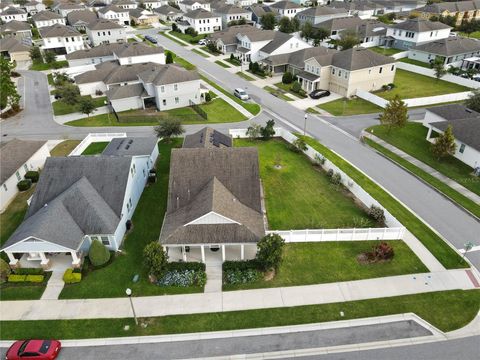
[69,132,126,156]
[391,51,409,60]
[267,227,405,243]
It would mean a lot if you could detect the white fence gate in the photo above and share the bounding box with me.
[69,133,127,156]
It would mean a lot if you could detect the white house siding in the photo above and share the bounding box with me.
[68,55,115,67]
[386,27,451,50]
[219,12,252,28]
[34,18,66,28]
[117,52,166,65]
[247,39,271,62]
[179,3,211,12]
[42,35,85,54]
[453,142,480,169]
[0,13,27,22]
[184,15,222,34]
[188,211,237,225]
[78,81,107,96]
[154,79,202,110]
[87,27,127,46]
[259,36,311,60]
[0,143,50,213]
[99,10,130,25]
[110,96,143,112]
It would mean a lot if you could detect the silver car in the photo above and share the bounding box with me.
[234,88,249,100]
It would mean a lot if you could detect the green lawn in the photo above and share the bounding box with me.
[29,61,68,71]
[192,48,210,58]
[398,58,432,68]
[318,98,383,116]
[158,31,188,46]
[370,47,403,56]
[47,73,54,85]
[300,135,468,269]
[65,98,246,126]
[215,60,231,68]
[52,96,106,116]
[225,241,428,291]
[59,140,204,299]
[459,31,480,39]
[274,82,307,99]
[225,57,241,66]
[367,123,479,196]
[168,30,206,44]
[365,138,480,218]
[81,142,109,155]
[376,69,470,100]
[306,107,321,114]
[263,86,294,101]
[200,75,261,115]
[2,290,478,339]
[236,71,255,81]
[200,46,221,56]
[49,140,81,157]
[235,139,374,229]
[0,272,52,301]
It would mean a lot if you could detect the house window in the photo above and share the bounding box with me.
[91,236,99,242]
[391,65,395,71]
[459,143,466,153]
[161,86,165,92]
[162,99,166,106]
[24,164,28,172]
[379,67,383,73]
[332,68,335,74]
[15,171,21,181]
[338,70,342,77]
[175,97,179,104]
[174,84,178,91]
[101,236,110,246]
[3,184,7,191]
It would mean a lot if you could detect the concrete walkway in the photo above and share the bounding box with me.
[204,262,222,293]
[365,133,480,205]
[402,230,445,272]
[1,269,478,321]
[54,106,110,124]
[40,270,65,300]
[201,82,253,118]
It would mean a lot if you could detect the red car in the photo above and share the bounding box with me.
[5,340,61,360]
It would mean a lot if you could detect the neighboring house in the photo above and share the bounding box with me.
[129,8,160,25]
[385,18,451,50]
[214,5,252,28]
[373,0,425,13]
[40,24,85,54]
[423,104,480,169]
[142,0,165,10]
[328,1,381,19]
[87,0,110,12]
[0,7,27,22]
[178,9,222,34]
[179,0,211,13]
[408,36,480,66]
[247,4,274,26]
[226,0,257,6]
[1,137,159,269]
[0,37,31,62]
[66,41,165,67]
[295,6,348,25]
[0,140,50,213]
[296,47,395,96]
[314,16,364,39]
[208,24,258,53]
[154,5,183,22]
[159,128,264,263]
[113,0,138,10]
[24,1,46,15]
[32,10,67,29]
[54,3,86,17]
[416,1,480,26]
[67,10,99,32]
[269,0,305,19]
[0,20,32,41]
[98,5,130,25]
[357,19,388,48]
[86,19,127,46]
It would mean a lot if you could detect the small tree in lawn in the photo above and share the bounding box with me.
[78,97,96,117]
[282,71,293,84]
[465,89,480,112]
[431,125,456,161]
[433,58,447,80]
[261,13,276,30]
[291,138,307,153]
[256,233,285,271]
[0,258,11,283]
[0,56,21,111]
[29,46,42,63]
[44,51,56,64]
[300,21,314,41]
[204,92,212,103]
[88,239,110,267]
[337,29,361,50]
[143,242,168,279]
[154,119,185,142]
[165,51,174,64]
[261,119,275,140]
[57,83,80,105]
[379,95,408,133]
[246,122,262,140]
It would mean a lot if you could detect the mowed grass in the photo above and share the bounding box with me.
[0,273,52,301]
[236,71,255,81]
[2,290,479,339]
[318,97,383,116]
[224,241,428,291]
[263,86,294,101]
[59,139,205,299]
[52,96,106,116]
[376,69,470,100]
[235,139,373,229]
[49,140,81,156]
[81,141,109,155]
[370,47,403,56]
[398,58,432,68]
[367,122,480,196]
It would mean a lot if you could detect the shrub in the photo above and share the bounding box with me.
[204,92,212,103]
[24,171,39,183]
[291,138,307,153]
[63,268,82,284]
[172,23,178,32]
[88,239,111,267]
[256,233,285,271]
[282,71,293,84]
[330,172,342,185]
[326,168,334,178]
[15,268,44,275]
[369,205,386,224]
[223,260,259,272]
[291,81,301,93]
[26,275,44,283]
[95,89,103,96]
[364,242,395,262]
[144,242,168,278]
[0,258,11,283]
[8,274,27,282]
[223,260,261,285]
[17,179,32,191]
[314,153,326,166]
[157,269,206,287]
[260,119,275,140]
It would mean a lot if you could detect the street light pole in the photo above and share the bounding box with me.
[126,288,138,325]
[463,241,474,259]
[303,113,308,136]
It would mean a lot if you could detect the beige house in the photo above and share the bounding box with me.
[416,1,480,26]
[296,48,396,97]
[0,37,31,62]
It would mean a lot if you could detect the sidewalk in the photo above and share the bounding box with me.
[40,270,65,300]
[54,106,110,124]
[402,230,445,272]
[1,269,477,321]
[365,133,480,204]
[201,82,253,118]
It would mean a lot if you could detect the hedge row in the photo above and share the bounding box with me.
[166,262,205,272]
[8,274,44,283]
[223,260,259,272]
[63,268,81,284]
[15,268,44,275]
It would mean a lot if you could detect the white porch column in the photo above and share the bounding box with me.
[426,126,433,141]
[221,245,226,262]
[6,252,17,266]
[39,252,49,266]
[240,244,245,260]
[71,251,80,267]
[201,245,205,263]
[182,246,187,262]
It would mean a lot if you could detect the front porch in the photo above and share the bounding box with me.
[6,250,82,270]
[296,71,321,93]
[164,244,257,263]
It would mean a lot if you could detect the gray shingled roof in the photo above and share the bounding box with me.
[427,104,480,121]
[208,24,260,45]
[114,41,164,57]
[66,42,125,60]
[87,19,123,30]
[331,47,395,71]
[67,10,98,26]
[0,139,46,183]
[75,61,162,85]
[0,37,30,53]
[184,8,218,19]
[262,46,338,67]
[1,7,26,15]
[259,31,293,54]
[105,83,148,100]
[215,5,250,15]
[391,18,451,32]
[314,16,364,32]
[183,127,233,148]
[138,64,199,86]
[270,0,303,10]
[297,5,345,17]
[432,117,480,151]
[39,24,81,38]
[413,36,480,56]
[98,5,128,14]
[103,137,158,156]
[160,146,264,245]
[154,5,182,16]
[32,10,63,21]
[0,20,31,33]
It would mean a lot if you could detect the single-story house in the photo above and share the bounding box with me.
[0,139,50,213]
[129,8,160,26]
[154,5,183,22]
[159,128,265,263]
[0,37,31,62]
[1,136,159,269]
[424,104,480,169]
